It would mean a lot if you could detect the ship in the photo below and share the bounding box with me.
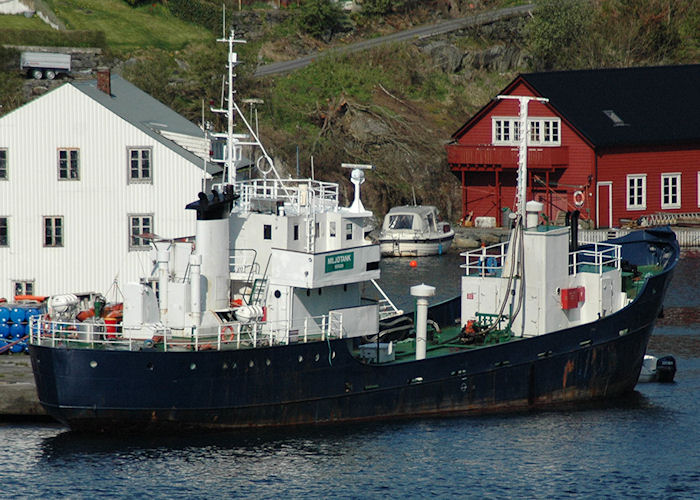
[27,32,679,432]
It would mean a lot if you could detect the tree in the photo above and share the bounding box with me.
[526,0,594,71]
[296,0,344,40]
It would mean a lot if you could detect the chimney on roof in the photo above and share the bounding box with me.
[96,67,111,95]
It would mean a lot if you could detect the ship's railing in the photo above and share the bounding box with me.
[229,249,260,276]
[569,242,621,275]
[235,178,339,214]
[28,312,344,352]
[461,241,509,277]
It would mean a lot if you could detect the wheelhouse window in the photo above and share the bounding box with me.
[329,221,336,237]
[263,224,272,240]
[626,174,646,210]
[493,117,560,146]
[661,173,681,209]
[128,147,152,183]
[345,222,353,241]
[0,149,7,180]
[129,214,152,250]
[293,224,299,241]
[388,214,413,230]
[13,280,34,296]
[43,216,63,247]
[0,217,7,246]
[58,148,79,180]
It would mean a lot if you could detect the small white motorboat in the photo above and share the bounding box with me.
[638,354,677,383]
[378,205,455,257]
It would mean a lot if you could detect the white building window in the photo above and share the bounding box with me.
[0,217,7,246]
[661,173,681,209]
[43,216,63,247]
[13,280,34,296]
[128,147,152,183]
[493,117,560,146]
[626,175,646,210]
[129,214,152,250]
[58,148,79,180]
[0,149,7,180]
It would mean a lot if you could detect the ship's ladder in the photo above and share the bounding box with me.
[249,255,271,306]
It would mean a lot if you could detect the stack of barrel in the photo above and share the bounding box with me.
[0,303,42,354]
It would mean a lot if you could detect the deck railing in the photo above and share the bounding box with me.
[234,178,339,214]
[461,241,509,277]
[29,312,345,352]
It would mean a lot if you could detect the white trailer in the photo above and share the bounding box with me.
[20,52,71,80]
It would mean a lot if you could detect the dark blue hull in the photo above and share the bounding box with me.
[29,229,679,432]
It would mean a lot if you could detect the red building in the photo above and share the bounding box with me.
[447,65,700,228]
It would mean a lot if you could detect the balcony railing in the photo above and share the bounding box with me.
[447,145,569,169]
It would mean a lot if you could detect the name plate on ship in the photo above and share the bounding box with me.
[325,252,354,272]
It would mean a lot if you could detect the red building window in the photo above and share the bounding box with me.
[626,174,646,210]
[661,173,681,209]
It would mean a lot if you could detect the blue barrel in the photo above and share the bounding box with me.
[0,306,10,322]
[0,322,10,339]
[26,307,42,319]
[10,306,27,323]
[9,342,24,354]
[0,339,6,351]
[10,322,25,338]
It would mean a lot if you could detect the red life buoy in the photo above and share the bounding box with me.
[221,325,236,342]
[573,190,585,207]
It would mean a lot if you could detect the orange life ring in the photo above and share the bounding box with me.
[573,190,585,207]
[220,326,236,342]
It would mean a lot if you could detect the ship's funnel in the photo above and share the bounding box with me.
[186,187,238,310]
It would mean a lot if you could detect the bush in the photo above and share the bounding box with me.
[296,0,345,40]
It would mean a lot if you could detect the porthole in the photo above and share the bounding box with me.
[232,362,237,369]
[274,290,281,299]
[249,360,254,368]
[89,360,98,369]
[266,358,271,366]
[298,355,303,363]
[146,362,154,371]
[332,351,336,359]
[314,353,320,362]
[222,362,229,370]
[190,363,197,370]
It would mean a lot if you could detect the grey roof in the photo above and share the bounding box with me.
[72,74,220,175]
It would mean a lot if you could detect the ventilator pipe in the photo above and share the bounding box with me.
[411,283,435,361]
[157,247,170,317]
[189,253,202,326]
[525,200,544,229]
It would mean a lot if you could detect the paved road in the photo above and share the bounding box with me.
[254,4,534,77]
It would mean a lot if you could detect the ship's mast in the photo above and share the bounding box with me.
[210,28,282,187]
[496,95,549,219]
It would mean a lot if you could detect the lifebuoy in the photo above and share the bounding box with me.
[573,190,585,207]
[221,325,236,342]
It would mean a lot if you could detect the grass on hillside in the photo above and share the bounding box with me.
[43,0,211,51]
[0,13,54,30]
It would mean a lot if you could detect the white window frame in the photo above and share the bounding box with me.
[127,147,152,184]
[0,216,8,247]
[13,280,34,296]
[661,173,681,210]
[129,214,153,251]
[58,148,80,180]
[626,174,646,211]
[43,216,63,247]
[0,148,7,180]
[492,117,560,146]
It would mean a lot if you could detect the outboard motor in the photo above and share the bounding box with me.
[656,356,677,383]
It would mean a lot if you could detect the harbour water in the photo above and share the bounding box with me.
[1,251,698,498]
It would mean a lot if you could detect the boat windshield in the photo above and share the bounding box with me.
[426,213,435,230]
[388,214,413,230]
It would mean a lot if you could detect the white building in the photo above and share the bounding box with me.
[0,70,220,299]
